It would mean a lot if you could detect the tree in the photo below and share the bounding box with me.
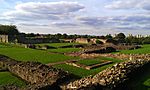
[62,33,68,39]
[105,34,112,39]
[0,25,19,35]
[115,33,126,40]
[115,33,126,43]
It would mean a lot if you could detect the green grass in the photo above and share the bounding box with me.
[0,72,26,87]
[77,58,105,66]
[118,44,150,54]
[0,45,78,64]
[47,48,81,53]
[0,43,149,89]
[36,43,80,48]
[54,57,122,77]
[0,44,78,87]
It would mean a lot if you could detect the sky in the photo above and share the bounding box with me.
[0,0,150,35]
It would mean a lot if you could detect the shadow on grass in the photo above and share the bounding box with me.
[129,63,150,90]
[117,63,150,90]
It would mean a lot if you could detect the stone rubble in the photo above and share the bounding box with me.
[63,59,150,90]
[0,55,72,89]
[80,53,150,60]
[0,54,150,90]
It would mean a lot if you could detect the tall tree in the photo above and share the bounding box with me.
[115,33,126,43]
[0,25,19,35]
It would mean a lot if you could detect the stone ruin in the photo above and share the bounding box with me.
[66,60,113,70]
[65,44,141,57]
[62,59,150,90]
[80,53,150,60]
[0,54,150,90]
[0,55,73,90]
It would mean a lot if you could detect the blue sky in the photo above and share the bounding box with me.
[0,0,150,35]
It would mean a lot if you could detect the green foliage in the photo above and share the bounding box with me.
[115,33,126,43]
[105,34,113,39]
[125,35,150,44]
[115,33,126,40]
[142,37,150,44]
[0,25,19,35]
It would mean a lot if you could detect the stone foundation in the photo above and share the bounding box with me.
[63,59,150,90]
[0,55,72,89]
[0,54,150,90]
[66,60,113,70]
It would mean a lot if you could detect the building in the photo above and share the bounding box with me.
[75,38,108,44]
[75,38,90,44]
[0,35,8,43]
[61,39,75,43]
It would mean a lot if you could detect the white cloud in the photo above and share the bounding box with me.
[76,14,150,30]
[51,22,77,27]
[105,0,150,11]
[15,1,84,14]
[2,1,85,21]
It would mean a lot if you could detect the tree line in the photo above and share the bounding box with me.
[0,25,19,35]
[0,25,149,44]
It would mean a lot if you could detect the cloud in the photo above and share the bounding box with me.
[18,23,48,26]
[105,0,150,11]
[4,10,60,21]
[15,1,84,14]
[51,22,77,27]
[2,1,85,22]
[77,16,106,27]
[76,14,150,30]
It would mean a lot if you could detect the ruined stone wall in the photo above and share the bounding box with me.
[79,53,150,60]
[8,62,69,85]
[1,54,150,90]
[0,55,71,89]
[0,35,8,43]
[63,59,150,90]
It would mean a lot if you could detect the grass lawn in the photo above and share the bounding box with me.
[47,48,81,53]
[0,44,78,64]
[0,72,26,87]
[118,44,150,54]
[54,57,122,77]
[0,43,79,87]
[77,58,105,66]
[36,43,81,48]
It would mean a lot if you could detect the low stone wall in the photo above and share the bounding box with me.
[62,59,150,90]
[1,54,150,90]
[8,62,69,85]
[80,53,150,60]
[0,55,71,89]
